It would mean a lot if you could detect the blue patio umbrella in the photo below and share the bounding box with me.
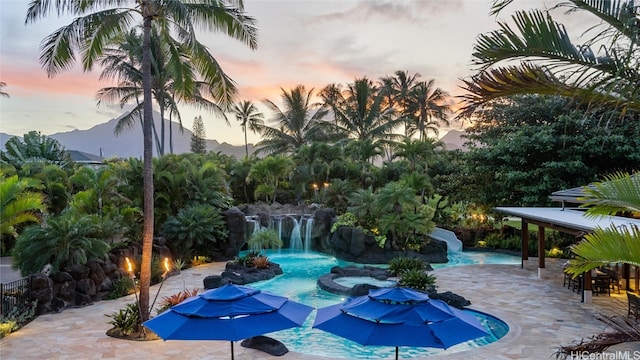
[312,287,489,360]
[144,283,313,360]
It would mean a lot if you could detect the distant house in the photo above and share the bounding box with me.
[68,150,105,169]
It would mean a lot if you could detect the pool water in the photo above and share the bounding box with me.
[245,249,516,359]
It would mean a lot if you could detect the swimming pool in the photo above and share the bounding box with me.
[246,250,516,359]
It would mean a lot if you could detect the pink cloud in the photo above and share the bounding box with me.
[2,64,105,98]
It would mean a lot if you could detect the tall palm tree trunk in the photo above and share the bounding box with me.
[244,125,249,157]
[140,14,154,322]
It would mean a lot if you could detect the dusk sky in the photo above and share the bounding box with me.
[0,0,587,146]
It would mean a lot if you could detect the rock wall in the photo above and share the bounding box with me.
[328,226,449,264]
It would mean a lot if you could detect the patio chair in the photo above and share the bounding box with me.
[627,292,639,321]
[593,275,611,296]
[600,268,621,294]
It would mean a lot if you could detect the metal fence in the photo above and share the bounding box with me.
[1,276,32,317]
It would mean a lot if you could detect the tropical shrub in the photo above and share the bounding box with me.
[0,131,72,174]
[161,204,228,260]
[12,211,110,276]
[32,164,70,215]
[248,228,282,252]
[330,212,359,233]
[0,173,45,254]
[398,269,437,292]
[107,276,135,300]
[191,256,209,267]
[387,257,426,276]
[105,302,140,336]
[234,251,260,267]
[252,255,270,269]
[156,289,199,314]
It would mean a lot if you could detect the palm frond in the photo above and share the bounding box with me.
[579,171,640,216]
[565,224,640,275]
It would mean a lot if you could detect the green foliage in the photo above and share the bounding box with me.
[172,258,186,272]
[462,95,640,207]
[107,276,135,300]
[0,301,37,338]
[388,257,426,276]
[32,165,70,215]
[247,155,295,203]
[398,269,437,292]
[105,303,140,335]
[234,251,261,267]
[154,154,232,230]
[331,212,359,233]
[253,85,329,156]
[190,116,207,154]
[347,188,377,229]
[12,211,110,276]
[0,131,72,174]
[324,179,355,213]
[248,228,282,252]
[566,172,640,275]
[0,173,45,253]
[161,204,228,260]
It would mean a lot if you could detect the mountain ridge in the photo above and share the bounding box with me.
[1,111,254,159]
[1,117,466,158]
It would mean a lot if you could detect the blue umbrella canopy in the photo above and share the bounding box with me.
[143,284,313,359]
[313,287,488,356]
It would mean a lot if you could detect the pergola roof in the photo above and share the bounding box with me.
[495,207,640,236]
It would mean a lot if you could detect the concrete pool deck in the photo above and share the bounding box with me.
[0,257,636,359]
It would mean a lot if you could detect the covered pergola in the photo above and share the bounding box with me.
[494,207,640,303]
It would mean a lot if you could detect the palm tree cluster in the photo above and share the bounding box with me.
[233,71,452,159]
[26,0,258,322]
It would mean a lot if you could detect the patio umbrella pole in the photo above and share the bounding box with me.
[231,341,234,360]
[395,346,398,360]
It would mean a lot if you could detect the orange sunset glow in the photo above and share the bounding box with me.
[0,1,580,145]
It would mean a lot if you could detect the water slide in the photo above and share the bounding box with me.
[428,227,463,252]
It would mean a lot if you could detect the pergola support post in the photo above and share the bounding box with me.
[583,270,592,303]
[537,226,545,279]
[521,221,529,269]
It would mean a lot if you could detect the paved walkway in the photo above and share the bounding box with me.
[0,257,636,359]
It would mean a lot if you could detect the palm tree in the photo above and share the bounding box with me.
[97,27,229,155]
[330,78,404,162]
[255,85,329,155]
[319,83,343,125]
[459,0,640,118]
[26,0,257,321]
[406,80,451,140]
[232,100,264,157]
[0,82,9,98]
[393,138,437,173]
[0,173,45,252]
[565,172,640,275]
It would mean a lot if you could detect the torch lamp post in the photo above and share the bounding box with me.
[322,182,329,204]
[312,183,319,202]
[125,257,145,335]
[150,257,172,313]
